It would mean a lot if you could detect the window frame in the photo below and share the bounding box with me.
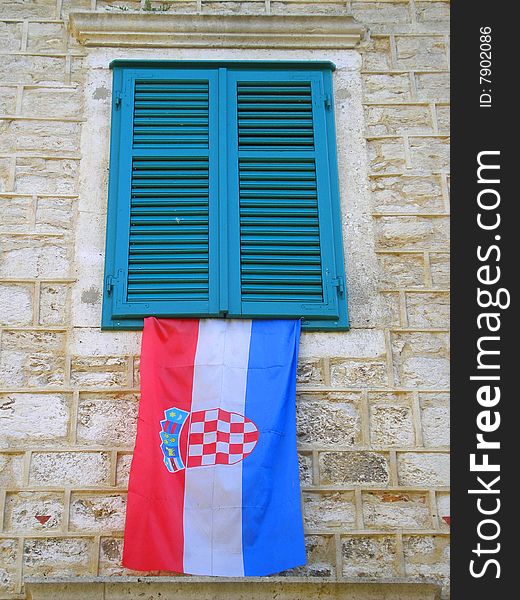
[102,60,349,331]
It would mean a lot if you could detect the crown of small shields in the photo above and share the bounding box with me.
[160,406,259,473]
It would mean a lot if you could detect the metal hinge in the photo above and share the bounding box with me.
[114,93,122,110]
[332,276,345,296]
[324,93,332,110]
[106,275,116,296]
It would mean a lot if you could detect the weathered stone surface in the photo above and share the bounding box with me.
[368,138,407,174]
[0,0,57,19]
[369,392,415,447]
[406,292,449,328]
[375,216,450,251]
[391,332,450,388]
[282,534,336,578]
[77,393,138,445]
[0,55,66,85]
[352,2,410,26]
[0,22,22,51]
[0,453,24,488]
[0,330,66,388]
[395,36,448,70]
[420,392,450,447]
[203,1,266,15]
[303,491,356,529]
[379,291,401,327]
[297,392,361,446]
[366,105,433,136]
[22,87,83,119]
[319,452,389,486]
[362,491,432,530]
[330,359,388,387]
[27,22,65,52]
[0,196,33,231]
[0,157,12,192]
[429,252,450,287]
[361,37,393,71]
[415,1,451,25]
[15,157,79,195]
[416,72,450,102]
[0,538,18,594]
[0,283,33,326]
[0,87,17,114]
[69,494,127,532]
[23,537,93,577]
[39,285,71,325]
[296,358,324,385]
[298,452,313,486]
[410,136,450,171]
[362,73,412,102]
[0,234,71,278]
[132,355,140,387]
[70,356,128,389]
[35,197,75,233]
[403,535,450,595]
[115,453,132,487]
[271,2,346,15]
[29,452,111,486]
[377,252,425,288]
[0,393,70,449]
[0,120,81,155]
[436,492,450,531]
[436,105,449,135]
[342,535,398,578]
[397,452,450,487]
[4,492,64,532]
[98,537,137,577]
[371,174,445,214]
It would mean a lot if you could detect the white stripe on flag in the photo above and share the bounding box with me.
[183,319,252,576]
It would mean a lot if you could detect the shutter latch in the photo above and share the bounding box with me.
[106,275,116,296]
[114,93,122,109]
[324,93,332,110]
[331,276,345,295]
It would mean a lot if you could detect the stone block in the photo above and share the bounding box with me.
[303,491,356,529]
[22,87,83,119]
[77,393,139,446]
[272,2,347,15]
[0,538,18,594]
[27,22,65,53]
[0,283,33,326]
[436,105,449,134]
[351,2,411,26]
[15,157,79,195]
[419,392,450,447]
[368,138,407,174]
[132,355,140,387]
[415,1,451,25]
[342,535,398,578]
[0,157,13,192]
[395,36,448,71]
[205,1,267,15]
[429,253,450,287]
[0,56,66,85]
[409,136,450,171]
[406,292,450,328]
[39,284,71,326]
[298,452,313,486]
[35,197,75,233]
[368,392,415,447]
[29,452,111,486]
[362,37,393,71]
[282,534,336,577]
[0,120,81,155]
[0,330,66,388]
[319,452,389,486]
[436,492,450,531]
[377,252,425,288]
[403,535,450,595]
[296,358,324,385]
[69,493,127,532]
[397,452,449,486]
[330,359,388,387]
[365,105,433,136]
[375,216,450,251]
[98,537,137,577]
[0,234,71,278]
[379,291,401,327]
[0,195,32,231]
[0,22,22,51]
[0,87,17,114]
[391,331,450,388]
[0,453,24,488]
[0,393,70,449]
[23,537,93,577]
[416,73,450,102]
[362,73,412,102]
[371,174,445,214]
[4,491,64,532]
[71,356,130,389]
[0,0,57,19]
[297,392,362,446]
[362,491,432,530]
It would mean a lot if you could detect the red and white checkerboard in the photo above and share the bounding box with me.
[186,408,259,468]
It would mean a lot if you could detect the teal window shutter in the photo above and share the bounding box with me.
[102,62,348,330]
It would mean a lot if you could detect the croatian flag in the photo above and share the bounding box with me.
[122,317,306,576]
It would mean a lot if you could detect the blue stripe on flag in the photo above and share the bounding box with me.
[242,319,306,576]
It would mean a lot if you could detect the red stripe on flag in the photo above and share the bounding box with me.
[122,318,199,572]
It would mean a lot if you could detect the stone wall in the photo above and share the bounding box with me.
[0,1,450,599]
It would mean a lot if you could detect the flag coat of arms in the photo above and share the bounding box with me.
[122,317,306,576]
